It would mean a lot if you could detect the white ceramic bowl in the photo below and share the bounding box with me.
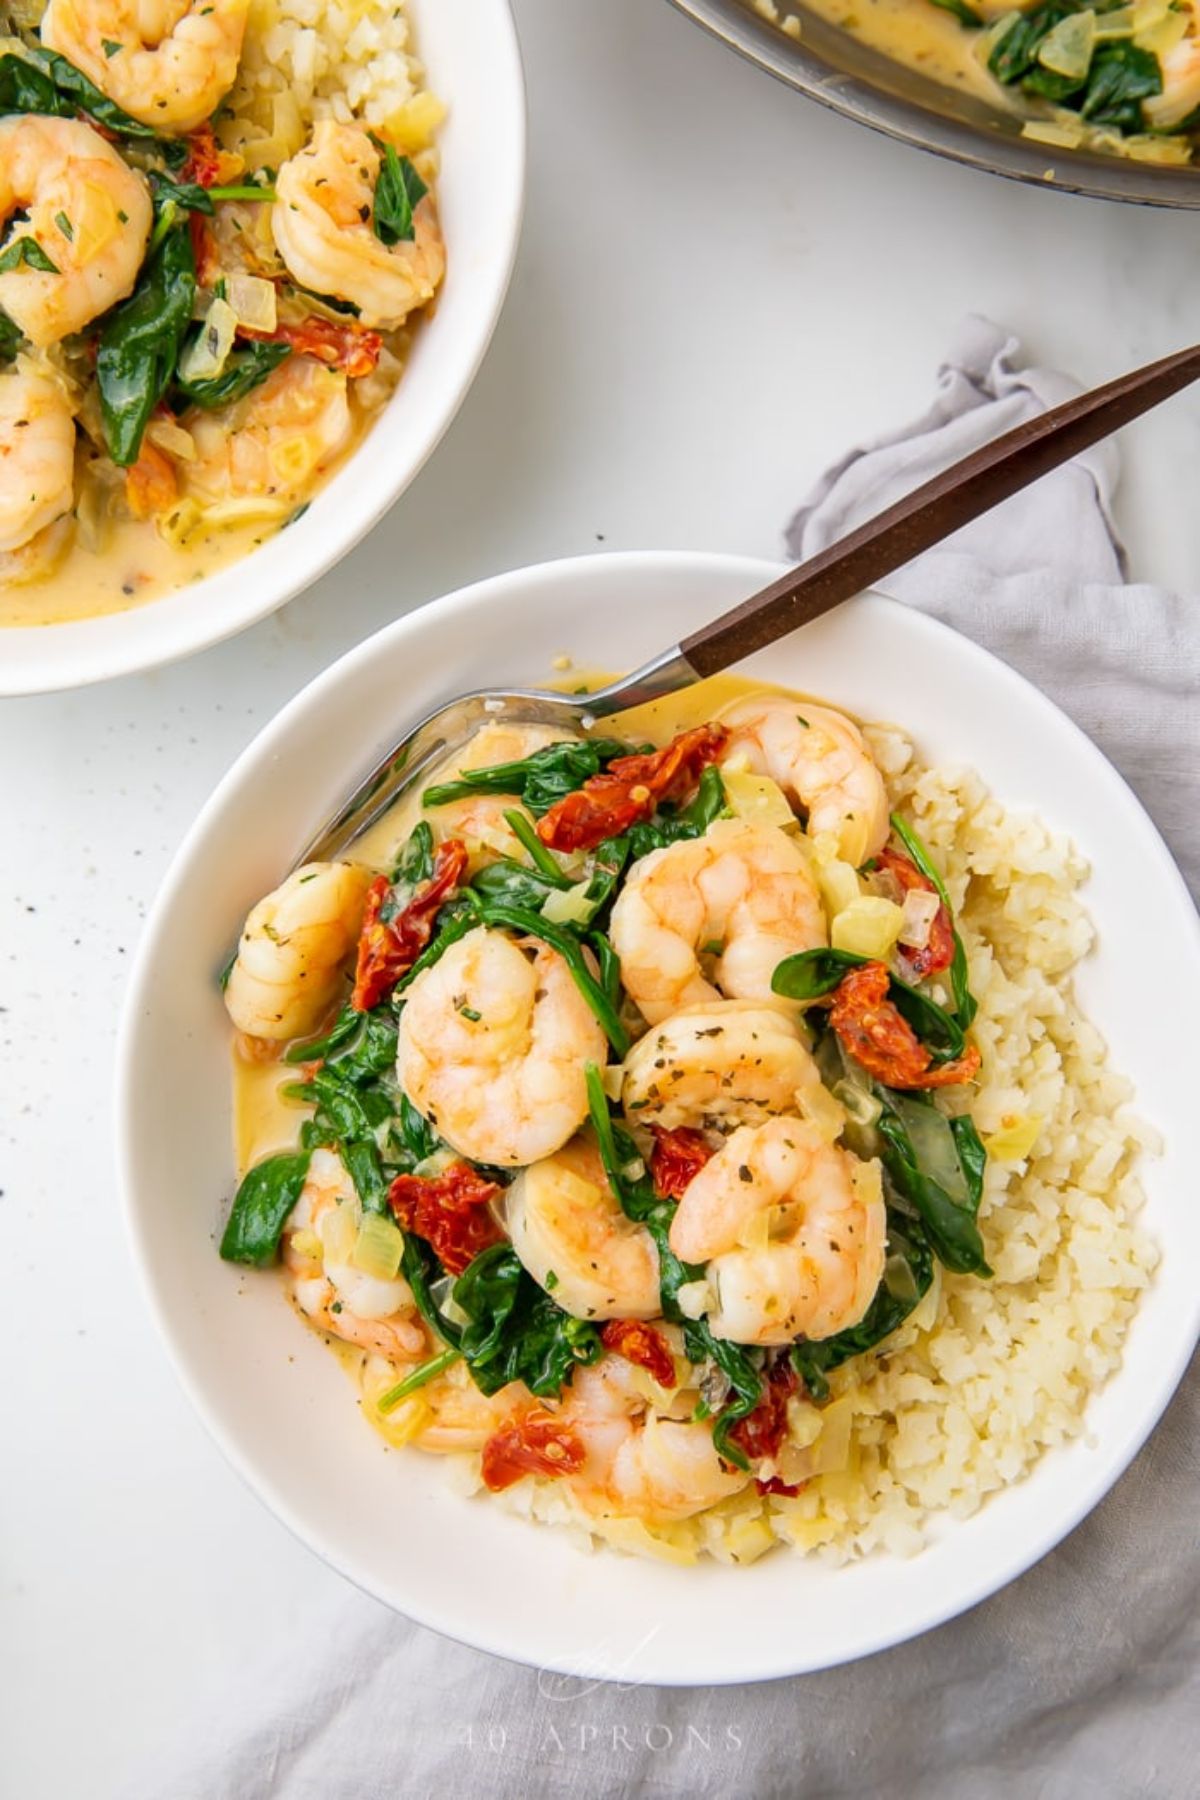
[2,0,525,696]
[117,552,1200,1685]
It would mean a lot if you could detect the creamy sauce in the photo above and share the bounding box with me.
[797,0,1010,109]
[0,507,275,627]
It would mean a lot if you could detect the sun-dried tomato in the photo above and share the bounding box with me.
[124,439,178,520]
[827,961,980,1091]
[649,1125,713,1200]
[727,1359,798,1467]
[387,1162,504,1276]
[755,1476,807,1498]
[351,839,467,1012]
[876,847,955,979]
[188,212,221,288]
[600,1320,677,1389]
[242,316,383,379]
[481,1408,586,1492]
[536,724,729,854]
[181,124,224,188]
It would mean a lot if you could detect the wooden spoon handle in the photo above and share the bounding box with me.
[679,341,1200,679]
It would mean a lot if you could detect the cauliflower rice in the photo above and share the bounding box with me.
[364,730,1157,1566]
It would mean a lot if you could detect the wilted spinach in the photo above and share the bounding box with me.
[96,226,196,465]
[371,139,428,246]
[174,339,291,410]
[422,737,640,814]
[220,1149,312,1266]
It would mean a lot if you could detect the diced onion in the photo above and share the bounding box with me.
[832,1079,881,1128]
[289,1227,323,1265]
[795,1066,846,1142]
[831,895,904,960]
[721,768,796,830]
[319,1201,359,1266]
[898,887,940,951]
[226,272,278,333]
[808,1394,855,1476]
[1036,11,1096,80]
[675,1280,711,1321]
[350,1213,404,1281]
[814,856,860,919]
[883,1252,920,1304]
[178,297,237,383]
[146,417,196,462]
[982,1113,1043,1163]
[541,879,593,925]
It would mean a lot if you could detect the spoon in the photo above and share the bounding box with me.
[301,339,1200,865]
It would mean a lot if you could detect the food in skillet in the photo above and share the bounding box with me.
[0,1,443,626]
[764,0,1200,164]
[220,686,1154,1563]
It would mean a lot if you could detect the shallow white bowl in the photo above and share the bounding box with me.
[117,552,1200,1685]
[2,0,525,696]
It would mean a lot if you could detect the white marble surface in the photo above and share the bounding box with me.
[2,2,1199,1793]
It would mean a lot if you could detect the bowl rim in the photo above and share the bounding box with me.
[115,550,1200,1683]
[0,0,527,697]
[669,0,1200,210]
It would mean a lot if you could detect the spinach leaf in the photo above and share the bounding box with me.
[283,1003,361,1066]
[0,311,20,361]
[876,1091,991,1276]
[985,4,1162,135]
[623,765,728,859]
[889,813,976,1025]
[792,1216,933,1399]
[96,226,196,465]
[392,819,435,888]
[1080,41,1161,129]
[771,946,866,1002]
[286,1013,400,1216]
[220,1149,311,1266]
[174,339,291,410]
[371,139,428,246]
[470,834,630,930]
[453,1245,603,1396]
[390,1091,441,1167]
[0,237,58,274]
[422,737,639,815]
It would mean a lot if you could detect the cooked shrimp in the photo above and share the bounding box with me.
[423,722,578,873]
[561,1357,749,1524]
[186,358,353,503]
[40,0,249,135]
[224,860,373,1042]
[720,694,889,867]
[396,925,608,1167]
[0,368,76,555]
[621,1001,819,1133]
[506,1133,661,1320]
[669,1117,886,1346]
[0,116,151,349]
[1143,1,1200,130]
[283,1149,427,1359]
[272,122,445,329]
[609,818,826,1026]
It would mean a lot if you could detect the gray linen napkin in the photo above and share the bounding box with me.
[123,319,1199,1800]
